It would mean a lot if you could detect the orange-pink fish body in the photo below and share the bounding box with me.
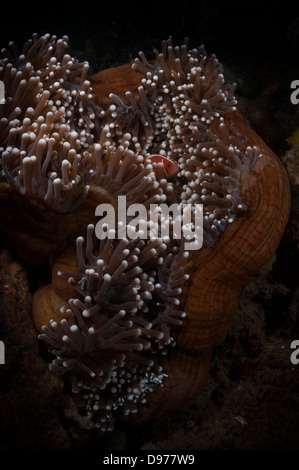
[145,154,179,179]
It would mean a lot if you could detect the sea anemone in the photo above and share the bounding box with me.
[0,34,291,432]
[0,33,103,211]
[37,221,189,430]
[99,37,261,244]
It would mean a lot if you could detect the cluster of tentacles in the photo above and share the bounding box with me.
[0,34,261,430]
[104,37,261,243]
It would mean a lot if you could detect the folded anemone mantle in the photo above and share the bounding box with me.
[0,35,290,431]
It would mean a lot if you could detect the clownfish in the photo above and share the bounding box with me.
[145,154,179,179]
